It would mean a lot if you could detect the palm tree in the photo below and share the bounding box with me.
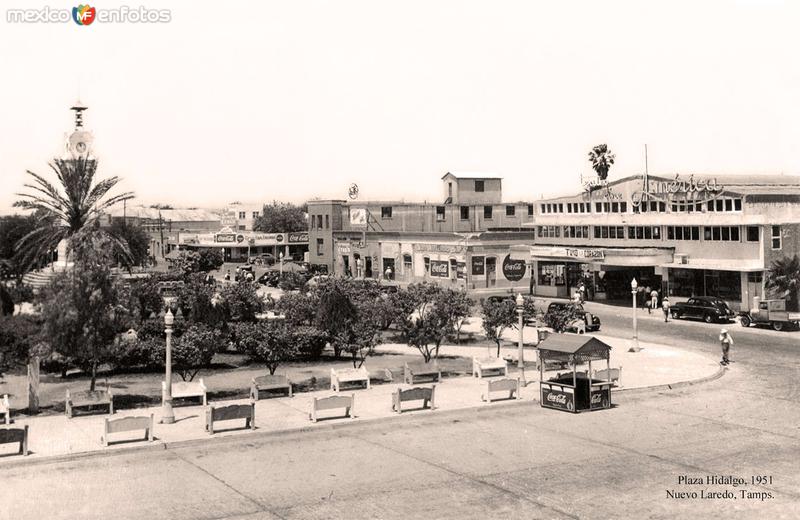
[13,156,134,270]
[588,144,616,181]
[766,254,800,311]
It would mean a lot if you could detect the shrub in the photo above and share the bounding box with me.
[543,305,578,333]
[234,321,296,375]
[0,314,41,376]
[109,336,162,370]
[221,281,263,322]
[171,324,220,381]
[292,325,329,360]
[276,291,318,326]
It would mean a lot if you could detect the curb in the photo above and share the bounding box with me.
[615,363,727,395]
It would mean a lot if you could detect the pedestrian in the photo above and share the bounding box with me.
[650,288,659,314]
[385,266,393,280]
[661,297,670,322]
[578,282,586,303]
[644,286,652,313]
[224,269,231,281]
[719,328,733,365]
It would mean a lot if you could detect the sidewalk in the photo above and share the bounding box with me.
[0,333,722,463]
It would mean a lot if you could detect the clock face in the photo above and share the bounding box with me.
[75,142,87,153]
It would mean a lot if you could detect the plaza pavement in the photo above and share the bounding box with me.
[0,331,722,464]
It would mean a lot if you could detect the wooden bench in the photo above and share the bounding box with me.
[593,366,622,386]
[0,395,9,425]
[404,362,441,384]
[482,378,521,402]
[206,403,255,434]
[163,379,207,406]
[392,385,436,413]
[250,375,293,400]
[0,425,28,456]
[102,414,154,447]
[66,388,114,418]
[472,357,508,378]
[330,367,370,392]
[310,394,355,422]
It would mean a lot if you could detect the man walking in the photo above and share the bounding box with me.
[661,296,671,322]
[719,329,733,365]
[650,288,659,314]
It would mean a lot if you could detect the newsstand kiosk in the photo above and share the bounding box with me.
[538,335,613,413]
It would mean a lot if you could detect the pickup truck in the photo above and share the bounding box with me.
[738,299,800,331]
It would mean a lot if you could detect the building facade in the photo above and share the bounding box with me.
[522,174,800,310]
[178,228,309,262]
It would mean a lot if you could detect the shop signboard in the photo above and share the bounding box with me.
[471,256,485,275]
[337,243,352,254]
[236,234,245,243]
[542,385,574,412]
[288,232,309,243]
[590,386,611,409]
[350,208,367,226]
[631,173,724,209]
[430,260,449,278]
[215,233,236,243]
[415,243,466,254]
[220,210,237,227]
[565,248,605,260]
[456,262,466,279]
[502,254,526,281]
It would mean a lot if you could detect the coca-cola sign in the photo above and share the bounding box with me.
[542,386,574,412]
[430,260,449,278]
[590,387,610,409]
[502,254,526,282]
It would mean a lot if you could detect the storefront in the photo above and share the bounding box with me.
[179,228,309,262]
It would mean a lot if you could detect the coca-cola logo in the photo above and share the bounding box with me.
[547,393,567,404]
[502,254,526,281]
[591,393,602,404]
[430,260,449,277]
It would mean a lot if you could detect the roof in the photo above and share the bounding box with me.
[106,206,221,222]
[538,334,611,363]
[441,172,502,180]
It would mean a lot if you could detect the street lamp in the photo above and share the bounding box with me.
[516,293,526,386]
[161,308,176,424]
[629,278,641,352]
[279,252,284,276]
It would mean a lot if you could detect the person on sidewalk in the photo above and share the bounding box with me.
[661,297,670,322]
[719,329,733,365]
[644,286,652,313]
[650,288,659,314]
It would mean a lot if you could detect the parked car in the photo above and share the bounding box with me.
[669,297,735,323]
[546,302,601,332]
[738,299,800,331]
[248,253,276,266]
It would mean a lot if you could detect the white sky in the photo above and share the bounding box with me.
[1,0,799,214]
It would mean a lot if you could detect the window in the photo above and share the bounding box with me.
[474,180,485,192]
[747,272,763,283]
[540,204,547,214]
[316,238,324,256]
[325,215,329,229]
[558,204,564,213]
[238,211,246,219]
[527,204,534,216]
[703,226,741,242]
[317,215,323,229]
[381,206,392,219]
[252,211,259,219]
[460,206,470,220]
[667,226,700,240]
[403,254,412,273]
[238,225,246,231]
[772,226,781,249]
[746,226,759,242]
[563,226,589,238]
[484,206,493,219]
[735,199,742,211]
[310,215,315,229]
[423,256,431,273]
[537,226,560,238]
[594,226,625,239]
[506,205,515,217]
[538,262,565,286]
[436,206,446,222]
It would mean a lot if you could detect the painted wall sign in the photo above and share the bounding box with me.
[502,254,527,281]
[350,208,367,226]
[471,256,485,275]
[631,173,724,209]
[288,232,309,243]
[215,233,236,243]
[430,260,450,277]
[415,243,466,254]
[456,262,466,279]
[337,243,352,254]
[565,248,605,260]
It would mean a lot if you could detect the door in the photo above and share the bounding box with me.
[365,257,373,278]
[486,257,496,288]
[746,272,763,311]
[342,255,350,277]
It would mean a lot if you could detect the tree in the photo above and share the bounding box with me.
[445,290,473,343]
[588,144,615,181]
[315,281,357,359]
[128,275,165,322]
[13,156,134,271]
[0,214,39,276]
[235,321,296,375]
[276,291,319,326]
[397,284,464,362]
[221,281,263,322]
[253,202,307,233]
[40,230,130,390]
[766,254,800,312]
[170,324,219,381]
[0,314,41,377]
[335,317,380,368]
[173,250,223,274]
[481,299,518,357]
[0,285,14,316]
[108,219,150,268]
[178,273,227,326]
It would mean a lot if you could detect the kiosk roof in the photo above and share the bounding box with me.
[538,334,612,362]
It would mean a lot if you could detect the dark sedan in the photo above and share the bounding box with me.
[670,297,735,323]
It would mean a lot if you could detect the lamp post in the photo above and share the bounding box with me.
[161,308,176,424]
[629,278,641,352]
[516,293,526,386]
[279,252,284,276]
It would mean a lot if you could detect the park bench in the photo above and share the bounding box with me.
[330,367,370,392]
[102,414,154,447]
[0,425,28,456]
[593,366,622,386]
[481,378,521,402]
[392,385,436,413]
[310,394,355,422]
[163,379,207,406]
[472,357,508,378]
[65,387,114,418]
[250,374,293,400]
[404,361,441,384]
[0,395,10,424]
[205,403,255,434]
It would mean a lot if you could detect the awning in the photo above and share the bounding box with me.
[538,335,612,364]
[660,259,764,272]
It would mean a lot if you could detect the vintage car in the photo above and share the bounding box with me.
[546,302,601,333]
[738,299,800,331]
[669,296,735,323]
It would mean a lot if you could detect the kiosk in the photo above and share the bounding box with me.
[538,335,613,413]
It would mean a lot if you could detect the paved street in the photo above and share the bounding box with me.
[1,313,798,520]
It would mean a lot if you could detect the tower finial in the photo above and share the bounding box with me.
[69,101,88,129]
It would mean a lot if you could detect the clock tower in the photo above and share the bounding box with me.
[64,101,94,159]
